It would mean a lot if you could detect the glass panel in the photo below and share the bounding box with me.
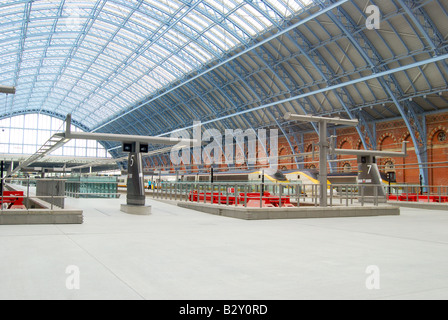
[23,145,37,154]
[64,147,75,156]
[87,148,97,157]
[0,0,315,128]
[76,147,87,157]
[11,115,24,128]
[0,144,8,153]
[0,114,112,158]
[10,144,23,154]
[10,129,22,144]
[0,128,9,144]
[23,129,36,145]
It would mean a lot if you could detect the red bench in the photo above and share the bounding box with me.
[388,193,448,203]
[188,191,294,207]
[1,191,26,209]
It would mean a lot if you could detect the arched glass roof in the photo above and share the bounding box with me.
[0,0,315,129]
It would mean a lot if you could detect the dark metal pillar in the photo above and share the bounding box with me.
[319,121,328,208]
[126,152,145,206]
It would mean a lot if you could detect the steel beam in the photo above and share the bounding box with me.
[93,0,350,132]
[285,113,358,207]
[161,54,446,134]
[0,86,16,94]
[284,113,359,126]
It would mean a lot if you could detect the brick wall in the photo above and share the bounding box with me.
[277,112,448,186]
[162,113,448,186]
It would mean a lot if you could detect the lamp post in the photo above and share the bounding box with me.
[285,113,359,207]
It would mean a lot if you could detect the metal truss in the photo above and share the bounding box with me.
[0,0,321,128]
[1,0,447,176]
[141,0,446,175]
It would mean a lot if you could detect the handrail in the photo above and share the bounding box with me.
[151,182,390,208]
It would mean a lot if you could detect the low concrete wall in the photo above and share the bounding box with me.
[388,201,448,211]
[36,180,65,209]
[2,184,84,225]
[0,209,83,225]
[178,202,400,220]
[5,184,58,209]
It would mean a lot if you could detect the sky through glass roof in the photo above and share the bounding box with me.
[0,0,315,129]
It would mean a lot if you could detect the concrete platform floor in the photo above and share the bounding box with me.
[0,197,448,300]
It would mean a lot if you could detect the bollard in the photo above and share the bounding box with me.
[340,186,343,205]
[210,185,213,205]
[296,185,300,208]
[345,185,349,207]
[330,186,333,207]
[361,185,365,207]
[279,185,283,208]
[235,185,238,207]
[350,186,353,205]
[27,178,30,208]
[1,179,4,212]
[168,183,171,200]
[374,185,378,207]
[260,184,263,208]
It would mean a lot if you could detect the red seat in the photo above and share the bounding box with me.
[1,191,25,209]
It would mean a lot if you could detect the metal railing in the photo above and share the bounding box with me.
[65,180,120,199]
[386,184,448,203]
[150,182,387,208]
[1,178,67,211]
